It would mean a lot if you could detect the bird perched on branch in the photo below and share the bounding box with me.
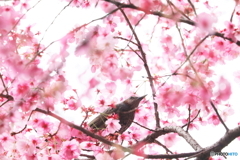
[89,95,146,134]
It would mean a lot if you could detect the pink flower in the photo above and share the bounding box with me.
[0,133,15,149]
[214,38,226,51]
[25,153,37,160]
[164,133,178,147]
[89,77,100,89]
[35,119,53,134]
[105,82,116,95]
[95,150,114,160]
[111,147,125,160]
[0,6,19,31]
[29,136,41,146]
[16,83,29,95]
[67,99,78,110]
[196,13,217,32]
[208,114,220,125]
[41,154,61,160]
[16,140,34,155]
[222,107,234,121]
[59,139,81,159]
[103,119,121,135]
[216,77,232,101]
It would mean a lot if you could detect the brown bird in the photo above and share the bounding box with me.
[89,95,146,134]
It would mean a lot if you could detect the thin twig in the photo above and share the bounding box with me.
[154,140,175,155]
[182,110,200,128]
[188,0,197,16]
[0,99,10,107]
[0,74,9,94]
[167,0,191,20]
[186,105,191,132]
[122,13,147,51]
[11,110,35,135]
[113,36,139,46]
[176,23,201,83]
[80,111,89,127]
[160,34,209,88]
[36,0,75,51]
[7,0,42,35]
[133,121,155,132]
[230,1,237,22]
[128,45,144,61]
[210,101,229,132]
[149,17,161,41]
[0,74,14,107]
[52,123,62,136]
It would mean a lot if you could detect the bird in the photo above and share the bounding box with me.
[88,95,146,134]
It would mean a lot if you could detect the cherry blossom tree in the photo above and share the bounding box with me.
[0,0,239,159]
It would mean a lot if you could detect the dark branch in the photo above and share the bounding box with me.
[209,101,229,132]
[33,108,130,152]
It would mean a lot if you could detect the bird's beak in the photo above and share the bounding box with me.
[139,94,147,100]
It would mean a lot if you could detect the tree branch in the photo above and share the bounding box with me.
[190,125,240,160]
[30,108,240,159]
[119,7,161,129]
[131,126,202,152]
[133,126,240,159]
[34,108,131,152]
[210,101,229,132]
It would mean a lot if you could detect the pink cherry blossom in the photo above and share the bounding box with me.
[59,139,81,159]
[164,133,179,148]
[216,77,232,101]
[103,118,121,135]
[196,12,217,32]
[208,114,220,125]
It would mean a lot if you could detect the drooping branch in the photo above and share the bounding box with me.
[14,107,240,160]
[33,108,130,150]
[119,7,160,129]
